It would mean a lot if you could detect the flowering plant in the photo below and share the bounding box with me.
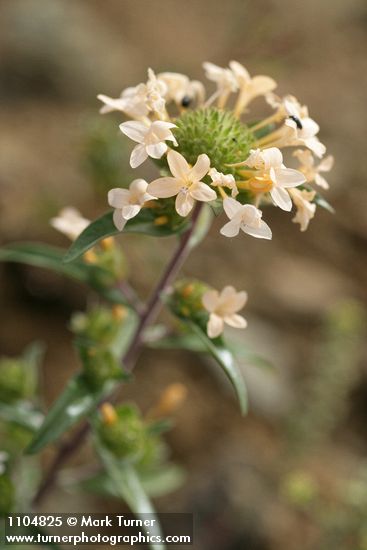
[0,61,333,544]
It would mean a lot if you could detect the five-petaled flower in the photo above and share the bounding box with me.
[148,150,217,217]
[202,285,248,339]
[120,120,178,168]
[220,198,272,239]
[293,149,334,190]
[108,179,156,231]
[243,147,306,211]
[50,207,90,241]
[265,94,326,158]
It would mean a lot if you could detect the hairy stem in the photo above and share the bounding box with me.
[31,203,203,507]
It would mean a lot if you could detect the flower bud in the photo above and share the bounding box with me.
[173,108,254,175]
[0,359,34,404]
[147,383,188,419]
[169,279,210,322]
[71,306,124,347]
[81,348,121,390]
[97,404,146,461]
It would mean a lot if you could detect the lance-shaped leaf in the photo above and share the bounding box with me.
[95,439,165,550]
[70,463,184,500]
[185,321,248,414]
[313,192,335,213]
[64,210,189,263]
[25,374,123,454]
[0,243,127,304]
[0,402,44,431]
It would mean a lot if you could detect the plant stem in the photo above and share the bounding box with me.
[123,203,203,371]
[31,203,203,507]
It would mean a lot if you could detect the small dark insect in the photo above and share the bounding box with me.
[288,115,303,130]
[181,95,192,108]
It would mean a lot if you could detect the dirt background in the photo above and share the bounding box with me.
[0,0,367,548]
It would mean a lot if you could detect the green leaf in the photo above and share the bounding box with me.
[26,374,122,454]
[0,243,127,304]
[64,210,189,263]
[138,465,186,498]
[187,321,248,415]
[22,341,45,370]
[0,401,44,431]
[147,328,275,372]
[314,192,335,214]
[146,331,207,353]
[75,463,184,499]
[96,440,165,550]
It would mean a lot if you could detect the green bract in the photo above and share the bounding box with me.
[173,108,255,175]
[169,278,210,324]
[0,359,35,404]
[97,405,147,461]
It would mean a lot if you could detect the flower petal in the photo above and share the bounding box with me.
[146,142,167,159]
[270,187,292,211]
[275,168,306,188]
[113,209,127,231]
[242,220,272,240]
[119,121,147,143]
[207,313,224,339]
[224,314,248,329]
[202,289,219,312]
[175,191,195,217]
[148,177,182,198]
[167,150,190,179]
[122,204,141,220]
[129,179,149,195]
[318,155,334,172]
[108,188,130,208]
[261,147,283,169]
[190,182,217,202]
[314,173,329,189]
[130,144,148,168]
[222,197,243,219]
[189,154,210,182]
[220,219,241,238]
[219,287,247,312]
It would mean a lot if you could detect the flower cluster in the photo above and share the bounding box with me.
[99,61,333,235]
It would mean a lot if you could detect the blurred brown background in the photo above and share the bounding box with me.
[0,0,367,548]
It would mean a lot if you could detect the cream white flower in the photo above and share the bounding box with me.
[293,149,334,189]
[144,68,167,117]
[209,168,238,197]
[158,72,205,106]
[120,120,177,168]
[203,61,239,92]
[244,148,306,211]
[288,188,316,231]
[202,285,248,339]
[265,94,326,157]
[148,150,216,217]
[98,68,167,119]
[50,207,90,241]
[220,197,272,239]
[230,61,276,114]
[98,84,149,119]
[108,179,156,231]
